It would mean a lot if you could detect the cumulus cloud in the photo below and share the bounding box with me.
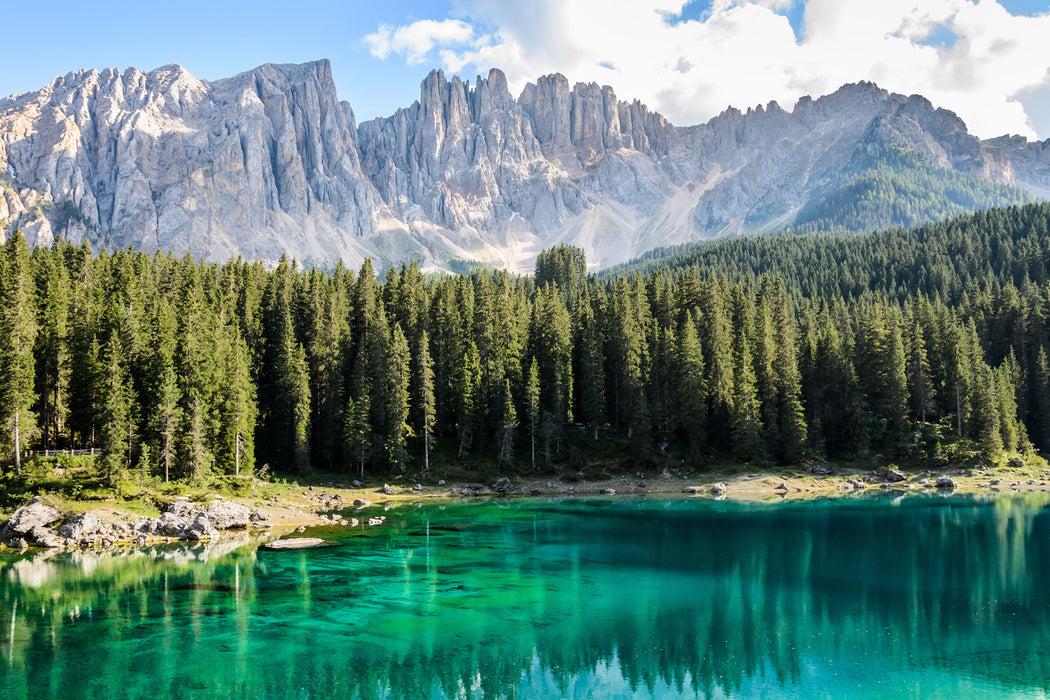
[366,0,1050,139]
[365,19,477,65]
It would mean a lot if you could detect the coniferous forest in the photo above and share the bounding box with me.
[4,202,1050,486]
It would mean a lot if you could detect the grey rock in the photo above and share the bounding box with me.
[28,525,64,548]
[775,482,789,491]
[991,479,1002,485]
[353,499,372,507]
[367,517,385,526]
[185,513,216,540]
[492,477,511,493]
[57,512,104,540]
[600,487,616,495]
[885,469,907,483]
[164,500,249,531]
[381,484,396,496]
[683,486,701,494]
[200,502,250,530]
[710,483,727,495]
[155,512,188,537]
[4,497,63,538]
[936,476,956,489]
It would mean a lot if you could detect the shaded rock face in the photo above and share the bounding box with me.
[4,63,1050,272]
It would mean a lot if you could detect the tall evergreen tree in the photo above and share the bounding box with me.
[0,231,38,473]
[417,330,436,475]
[384,323,412,468]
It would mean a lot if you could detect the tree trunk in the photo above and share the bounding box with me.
[13,413,21,476]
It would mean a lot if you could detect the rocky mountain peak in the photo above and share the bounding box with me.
[2,60,1050,273]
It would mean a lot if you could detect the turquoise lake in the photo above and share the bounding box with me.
[2,493,1050,699]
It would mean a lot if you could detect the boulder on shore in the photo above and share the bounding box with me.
[2,497,62,540]
[57,512,103,541]
[935,476,956,489]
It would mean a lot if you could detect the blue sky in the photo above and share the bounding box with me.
[2,1,1049,139]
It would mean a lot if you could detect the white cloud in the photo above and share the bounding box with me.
[367,0,1050,139]
[365,19,477,65]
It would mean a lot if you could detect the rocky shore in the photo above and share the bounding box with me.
[0,496,263,550]
[4,459,1050,553]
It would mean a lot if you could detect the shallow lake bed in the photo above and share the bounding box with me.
[2,493,1049,699]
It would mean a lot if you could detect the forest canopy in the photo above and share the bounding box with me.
[3,202,1050,485]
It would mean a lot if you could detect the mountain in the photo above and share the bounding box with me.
[1,60,1047,271]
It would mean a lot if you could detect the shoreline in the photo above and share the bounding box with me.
[4,462,1050,553]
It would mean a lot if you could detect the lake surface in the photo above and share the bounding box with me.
[2,493,1050,699]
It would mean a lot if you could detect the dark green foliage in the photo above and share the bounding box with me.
[5,202,1050,482]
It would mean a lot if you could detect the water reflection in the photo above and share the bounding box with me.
[2,494,1050,699]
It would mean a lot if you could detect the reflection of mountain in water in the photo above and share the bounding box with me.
[2,495,1050,698]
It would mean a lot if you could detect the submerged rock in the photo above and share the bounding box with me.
[263,538,326,550]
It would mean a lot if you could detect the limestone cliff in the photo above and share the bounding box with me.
[2,61,1049,272]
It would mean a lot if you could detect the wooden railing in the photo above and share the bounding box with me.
[25,448,99,458]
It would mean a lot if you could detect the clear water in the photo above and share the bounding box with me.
[2,493,1050,699]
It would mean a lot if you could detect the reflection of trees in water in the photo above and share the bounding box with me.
[2,497,1050,698]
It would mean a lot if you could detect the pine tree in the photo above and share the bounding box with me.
[0,231,39,473]
[345,338,373,479]
[526,359,540,470]
[455,339,481,458]
[33,242,71,451]
[771,283,807,463]
[99,336,133,486]
[905,313,935,424]
[575,294,606,440]
[730,325,764,462]
[417,330,436,476]
[673,312,707,461]
[219,327,257,476]
[384,323,412,468]
[154,366,181,483]
[498,378,517,464]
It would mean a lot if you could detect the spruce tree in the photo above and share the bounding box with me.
[384,323,411,468]
[417,330,436,475]
[0,231,38,473]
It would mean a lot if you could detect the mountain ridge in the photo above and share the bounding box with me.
[0,60,1046,271]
